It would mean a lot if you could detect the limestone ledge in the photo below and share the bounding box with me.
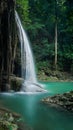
[42,91,73,112]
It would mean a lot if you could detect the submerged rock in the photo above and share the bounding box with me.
[42,91,73,112]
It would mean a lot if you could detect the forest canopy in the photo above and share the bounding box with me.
[16,0,73,74]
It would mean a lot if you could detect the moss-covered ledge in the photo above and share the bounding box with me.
[0,107,32,130]
[42,91,73,112]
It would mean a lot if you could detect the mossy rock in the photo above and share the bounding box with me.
[10,76,24,91]
[42,91,73,112]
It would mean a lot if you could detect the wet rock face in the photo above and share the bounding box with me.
[0,0,15,91]
[21,81,47,92]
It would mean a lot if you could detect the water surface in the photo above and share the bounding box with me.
[0,82,73,130]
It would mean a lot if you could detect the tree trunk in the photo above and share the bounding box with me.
[0,0,16,91]
[54,22,58,69]
[54,0,58,70]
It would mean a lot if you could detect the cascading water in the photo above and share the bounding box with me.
[15,11,46,92]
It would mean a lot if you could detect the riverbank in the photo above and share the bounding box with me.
[42,91,73,112]
[37,70,73,82]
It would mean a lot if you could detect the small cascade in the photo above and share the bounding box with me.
[15,11,46,92]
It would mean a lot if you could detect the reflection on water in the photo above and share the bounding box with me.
[0,82,73,130]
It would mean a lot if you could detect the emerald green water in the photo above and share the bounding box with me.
[0,82,73,130]
[43,82,73,94]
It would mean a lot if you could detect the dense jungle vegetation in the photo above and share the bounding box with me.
[15,0,73,77]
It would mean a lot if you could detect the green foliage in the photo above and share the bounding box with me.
[36,61,51,72]
[16,0,30,27]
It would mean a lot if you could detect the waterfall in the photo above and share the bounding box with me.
[15,11,46,92]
